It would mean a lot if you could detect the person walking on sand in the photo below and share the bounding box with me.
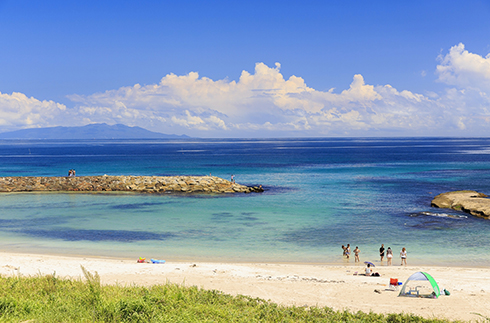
[379,244,385,262]
[354,246,360,263]
[400,247,407,265]
[386,247,393,265]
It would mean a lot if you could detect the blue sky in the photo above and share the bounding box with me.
[1,0,490,137]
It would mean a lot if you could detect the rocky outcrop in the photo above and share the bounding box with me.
[0,175,264,194]
[431,190,490,218]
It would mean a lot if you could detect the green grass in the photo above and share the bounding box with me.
[0,267,459,322]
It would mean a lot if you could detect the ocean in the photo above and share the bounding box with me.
[0,137,490,267]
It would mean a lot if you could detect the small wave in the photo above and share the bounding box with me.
[458,149,490,155]
[410,211,467,219]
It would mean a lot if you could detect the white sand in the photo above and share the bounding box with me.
[1,252,489,322]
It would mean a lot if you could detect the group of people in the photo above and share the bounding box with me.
[341,244,361,263]
[342,243,408,266]
[379,244,408,266]
[68,169,76,177]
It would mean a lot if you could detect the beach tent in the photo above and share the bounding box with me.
[398,272,440,298]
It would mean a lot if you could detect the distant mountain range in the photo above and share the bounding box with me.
[0,124,189,139]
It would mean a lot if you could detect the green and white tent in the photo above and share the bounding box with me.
[398,272,440,298]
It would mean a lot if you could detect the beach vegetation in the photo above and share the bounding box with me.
[0,268,461,322]
[453,204,463,211]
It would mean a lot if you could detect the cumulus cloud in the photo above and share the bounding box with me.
[171,110,227,131]
[66,63,409,136]
[437,43,490,91]
[435,44,490,132]
[340,74,382,102]
[2,44,490,137]
[0,92,66,131]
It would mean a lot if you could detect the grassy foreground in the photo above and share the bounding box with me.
[0,267,457,323]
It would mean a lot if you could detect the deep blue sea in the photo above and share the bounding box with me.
[1,138,490,266]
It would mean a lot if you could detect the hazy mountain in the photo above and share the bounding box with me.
[0,124,189,139]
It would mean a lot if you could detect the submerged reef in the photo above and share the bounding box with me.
[0,175,264,194]
[431,190,490,219]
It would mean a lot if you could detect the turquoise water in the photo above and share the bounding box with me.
[1,138,490,266]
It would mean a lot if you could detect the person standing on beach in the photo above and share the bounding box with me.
[354,246,360,263]
[345,244,351,259]
[379,244,385,262]
[386,247,393,265]
[400,247,407,265]
[341,245,346,256]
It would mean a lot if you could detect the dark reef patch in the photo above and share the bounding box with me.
[17,228,175,242]
[0,216,73,228]
[280,226,334,247]
[110,202,166,210]
[211,212,234,222]
[403,211,468,230]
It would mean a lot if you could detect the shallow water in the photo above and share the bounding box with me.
[1,138,490,266]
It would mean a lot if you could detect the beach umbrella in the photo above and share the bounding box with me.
[364,261,375,267]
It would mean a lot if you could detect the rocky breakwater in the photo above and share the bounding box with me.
[431,190,490,219]
[0,175,264,194]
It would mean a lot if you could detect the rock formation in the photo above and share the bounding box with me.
[431,190,490,219]
[0,175,264,194]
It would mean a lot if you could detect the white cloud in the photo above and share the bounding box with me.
[437,43,490,91]
[340,74,382,102]
[2,44,490,137]
[0,92,66,130]
[434,44,490,132]
[170,111,227,131]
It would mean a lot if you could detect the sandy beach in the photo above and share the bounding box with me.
[1,252,489,322]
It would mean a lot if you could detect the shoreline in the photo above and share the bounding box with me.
[1,251,489,321]
[2,247,486,269]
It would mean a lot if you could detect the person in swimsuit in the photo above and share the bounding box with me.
[354,246,360,263]
[386,247,393,265]
[379,244,385,262]
[345,244,351,259]
[400,247,407,265]
[341,245,346,256]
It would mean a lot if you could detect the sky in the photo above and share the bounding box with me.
[1,0,490,138]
